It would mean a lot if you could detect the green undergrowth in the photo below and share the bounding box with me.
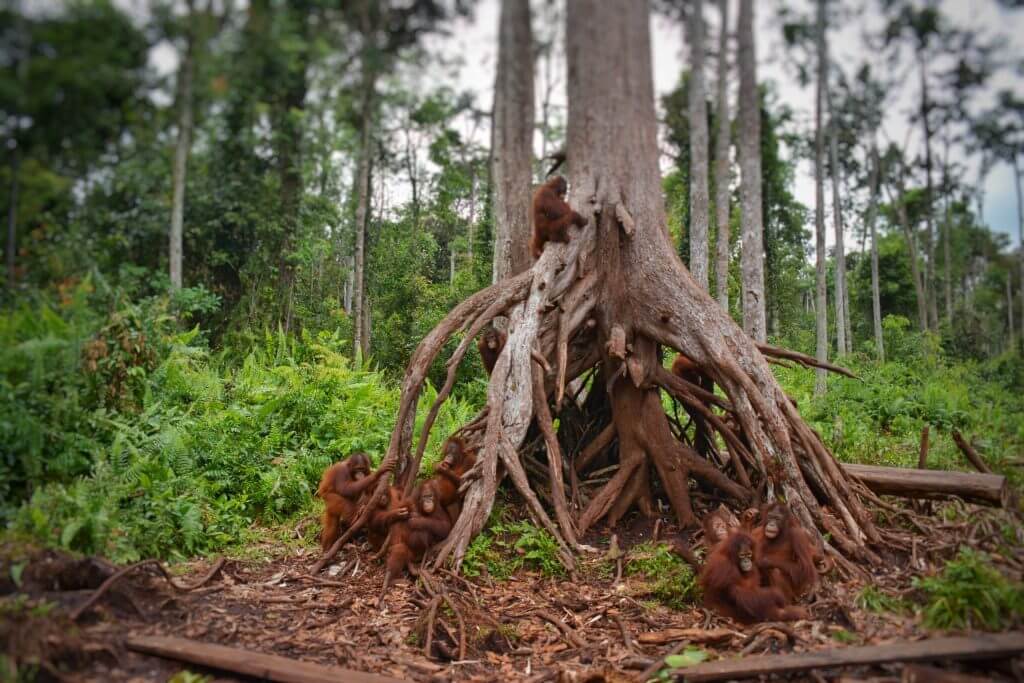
[1,288,477,562]
[625,542,698,609]
[913,547,1024,631]
[773,316,1024,488]
[462,508,566,580]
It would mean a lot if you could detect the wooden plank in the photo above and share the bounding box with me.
[125,635,406,683]
[842,463,1008,507]
[672,632,1024,682]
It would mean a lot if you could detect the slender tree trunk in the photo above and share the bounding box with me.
[276,13,309,333]
[1015,156,1024,350]
[6,147,18,289]
[491,0,535,283]
[713,0,731,311]
[687,0,710,290]
[737,0,765,342]
[888,181,928,331]
[813,0,828,395]
[352,76,375,361]
[918,59,938,331]
[868,143,884,362]
[169,10,196,291]
[1008,275,1015,350]
[827,86,848,356]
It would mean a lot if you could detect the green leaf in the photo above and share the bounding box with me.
[664,648,708,669]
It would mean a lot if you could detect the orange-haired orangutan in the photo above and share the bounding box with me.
[317,452,385,552]
[366,485,410,552]
[379,479,452,603]
[432,436,477,522]
[530,175,587,259]
[752,502,819,601]
[477,324,507,376]
[700,531,807,624]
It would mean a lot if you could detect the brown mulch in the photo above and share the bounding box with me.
[2,501,1022,682]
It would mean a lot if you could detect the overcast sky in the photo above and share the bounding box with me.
[128,0,1024,250]
[424,0,1024,250]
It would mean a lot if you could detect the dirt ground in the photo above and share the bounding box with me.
[2,504,1023,682]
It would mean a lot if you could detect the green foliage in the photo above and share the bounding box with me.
[3,296,476,562]
[856,585,910,614]
[914,547,1024,631]
[625,542,698,610]
[772,320,1024,486]
[653,648,709,680]
[461,513,565,579]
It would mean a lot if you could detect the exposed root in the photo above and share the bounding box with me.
[71,557,226,621]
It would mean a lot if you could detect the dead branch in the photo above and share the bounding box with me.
[71,557,226,621]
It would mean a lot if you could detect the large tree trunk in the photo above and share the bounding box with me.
[736,0,765,341]
[169,6,196,291]
[687,0,710,291]
[713,0,731,311]
[827,89,849,356]
[919,59,939,331]
[868,144,884,362]
[813,0,828,395]
[313,0,878,579]
[491,0,535,283]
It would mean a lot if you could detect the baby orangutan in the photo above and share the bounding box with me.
[700,531,807,624]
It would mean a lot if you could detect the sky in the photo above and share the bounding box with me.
[124,0,1024,250]
[424,0,1024,250]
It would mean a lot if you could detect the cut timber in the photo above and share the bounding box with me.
[672,632,1024,682]
[843,463,1008,507]
[951,430,993,475]
[125,635,405,683]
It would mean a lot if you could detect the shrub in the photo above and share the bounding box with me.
[914,547,1024,631]
[625,542,698,609]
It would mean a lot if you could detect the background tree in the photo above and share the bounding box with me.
[686,0,710,290]
[491,0,534,283]
[737,0,766,341]
[713,0,732,310]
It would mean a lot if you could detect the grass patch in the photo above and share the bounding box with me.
[625,542,698,610]
[914,547,1024,631]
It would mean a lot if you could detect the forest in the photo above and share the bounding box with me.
[1,0,1023,681]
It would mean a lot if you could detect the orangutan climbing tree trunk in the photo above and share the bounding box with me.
[312,0,879,579]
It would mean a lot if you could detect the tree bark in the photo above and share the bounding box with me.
[6,146,18,289]
[941,147,953,324]
[687,0,710,291]
[827,87,849,356]
[491,0,535,283]
[169,3,196,291]
[737,0,765,342]
[868,144,884,362]
[713,0,731,311]
[813,0,828,395]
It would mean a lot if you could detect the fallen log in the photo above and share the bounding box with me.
[951,430,993,475]
[670,632,1024,682]
[842,463,1008,507]
[125,635,405,683]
